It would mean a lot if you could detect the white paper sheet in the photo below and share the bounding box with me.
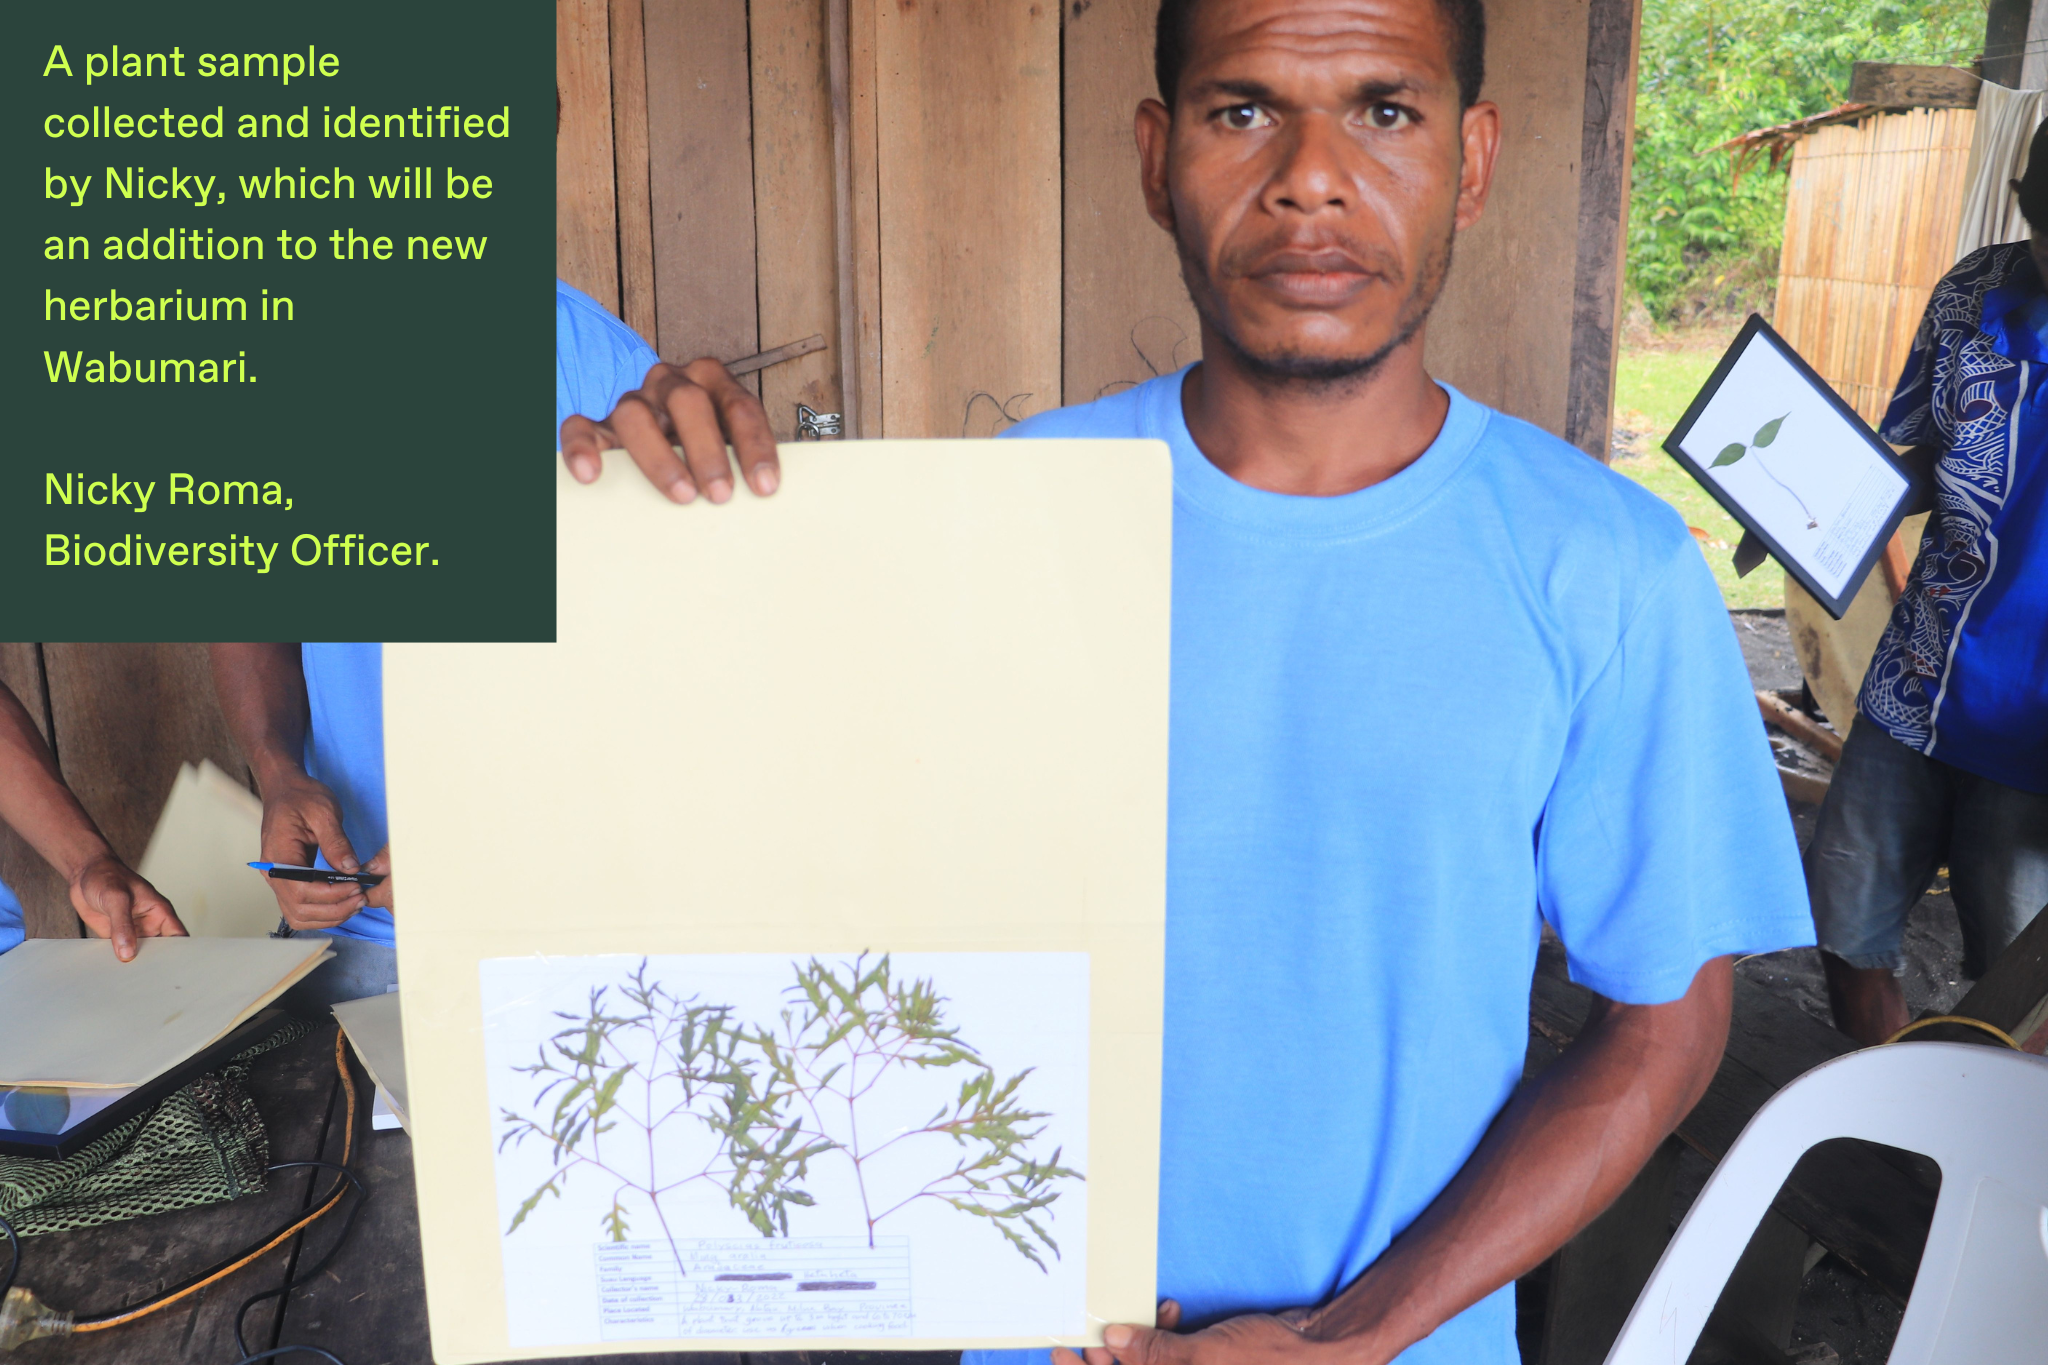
[0,936,332,1087]
[481,951,1089,1347]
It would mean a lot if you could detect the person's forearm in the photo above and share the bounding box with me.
[1303,958,1733,1363]
[0,684,118,881]
[210,642,312,791]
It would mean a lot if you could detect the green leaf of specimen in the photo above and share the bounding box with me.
[499,953,1080,1280]
[1712,442,1749,467]
[1753,414,1786,447]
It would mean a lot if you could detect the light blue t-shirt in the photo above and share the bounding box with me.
[0,879,23,955]
[556,278,660,437]
[969,371,1811,1365]
[302,642,391,945]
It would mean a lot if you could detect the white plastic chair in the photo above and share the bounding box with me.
[1604,1041,2048,1364]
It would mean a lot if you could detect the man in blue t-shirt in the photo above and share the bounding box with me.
[1807,127,2048,1046]
[0,678,186,960]
[969,4,1810,1364]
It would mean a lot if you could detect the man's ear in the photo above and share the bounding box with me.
[1454,100,1502,232]
[1136,98,1178,236]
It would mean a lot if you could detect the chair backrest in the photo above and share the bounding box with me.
[1603,1042,2048,1365]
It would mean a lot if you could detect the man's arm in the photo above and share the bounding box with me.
[209,643,372,930]
[0,682,186,959]
[1074,956,1733,1365]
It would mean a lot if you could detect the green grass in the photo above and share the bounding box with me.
[1611,345,1780,610]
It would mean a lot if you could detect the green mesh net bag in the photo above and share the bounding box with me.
[0,1019,310,1237]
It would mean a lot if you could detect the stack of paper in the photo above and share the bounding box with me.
[0,937,333,1088]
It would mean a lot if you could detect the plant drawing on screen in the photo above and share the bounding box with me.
[1711,413,1818,528]
[496,954,1082,1282]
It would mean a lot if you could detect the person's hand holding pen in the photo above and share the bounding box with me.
[249,763,377,930]
[558,357,782,505]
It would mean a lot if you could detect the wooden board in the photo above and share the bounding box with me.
[751,0,848,439]
[557,0,620,314]
[873,0,1062,437]
[1062,0,1201,407]
[1564,0,1642,462]
[1909,895,2048,1052]
[1423,0,1590,439]
[1849,62,1980,109]
[845,0,884,436]
[644,0,760,370]
[610,0,659,347]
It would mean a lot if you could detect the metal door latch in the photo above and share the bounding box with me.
[795,404,843,440]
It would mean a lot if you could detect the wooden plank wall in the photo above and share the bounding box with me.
[1773,108,1977,424]
[563,0,1643,449]
[0,645,252,941]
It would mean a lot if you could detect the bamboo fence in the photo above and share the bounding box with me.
[1772,107,1978,425]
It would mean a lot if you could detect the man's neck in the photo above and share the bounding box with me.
[1180,321,1450,497]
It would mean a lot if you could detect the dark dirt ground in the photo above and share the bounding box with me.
[1664,611,1972,1365]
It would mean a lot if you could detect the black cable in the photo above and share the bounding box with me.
[0,1209,18,1303]
[231,1161,367,1363]
[232,1349,349,1365]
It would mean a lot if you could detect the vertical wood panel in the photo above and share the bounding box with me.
[645,0,761,368]
[1063,0,1201,405]
[610,0,660,345]
[0,643,74,939]
[1565,0,1641,462]
[42,646,252,872]
[558,0,621,312]
[1424,0,1590,439]
[847,0,884,435]
[875,0,1062,437]
[752,0,846,438]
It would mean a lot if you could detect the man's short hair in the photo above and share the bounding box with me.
[1154,0,1486,112]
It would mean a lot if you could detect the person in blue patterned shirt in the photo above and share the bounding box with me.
[1808,124,2048,1046]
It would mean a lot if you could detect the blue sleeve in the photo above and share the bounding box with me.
[1878,291,1940,447]
[0,877,25,956]
[1536,542,1814,1003]
[555,280,661,436]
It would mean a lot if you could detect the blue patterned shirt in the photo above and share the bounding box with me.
[1862,242,2048,793]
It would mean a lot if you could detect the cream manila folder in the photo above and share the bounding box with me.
[0,936,332,1088]
[331,992,409,1130]
[384,442,1171,1362]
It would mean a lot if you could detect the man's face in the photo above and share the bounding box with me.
[1138,0,1497,383]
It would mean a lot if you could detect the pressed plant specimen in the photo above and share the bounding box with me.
[1712,414,1818,528]
[751,954,1082,1271]
[497,960,832,1276]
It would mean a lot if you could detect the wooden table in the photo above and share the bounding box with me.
[10,1026,959,1365]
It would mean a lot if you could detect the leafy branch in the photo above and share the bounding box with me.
[751,953,1082,1271]
[496,959,831,1276]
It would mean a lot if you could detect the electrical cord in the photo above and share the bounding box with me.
[71,1027,362,1331]
[3,1027,364,1365]
[231,1161,367,1361]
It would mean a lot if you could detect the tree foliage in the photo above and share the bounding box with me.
[1630,0,1986,320]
